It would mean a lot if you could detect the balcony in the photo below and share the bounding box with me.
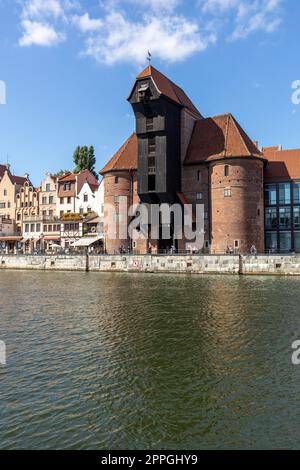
[22,214,60,222]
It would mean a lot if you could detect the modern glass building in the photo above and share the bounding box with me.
[265,181,300,252]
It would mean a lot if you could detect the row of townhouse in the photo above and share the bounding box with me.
[0,165,104,254]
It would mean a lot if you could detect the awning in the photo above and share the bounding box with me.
[0,236,23,241]
[71,235,104,247]
[44,236,61,241]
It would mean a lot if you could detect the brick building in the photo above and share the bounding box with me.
[100,66,300,255]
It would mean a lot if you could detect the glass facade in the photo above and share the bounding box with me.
[264,181,300,252]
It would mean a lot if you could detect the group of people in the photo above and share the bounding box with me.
[225,245,258,255]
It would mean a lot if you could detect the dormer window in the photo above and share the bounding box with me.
[138,83,150,101]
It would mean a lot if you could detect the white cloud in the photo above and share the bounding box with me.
[16,0,284,62]
[126,0,181,12]
[18,0,77,47]
[19,19,66,47]
[83,12,216,65]
[72,13,103,32]
[200,0,283,39]
[21,0,65,19]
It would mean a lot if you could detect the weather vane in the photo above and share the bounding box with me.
[147,50,152,65]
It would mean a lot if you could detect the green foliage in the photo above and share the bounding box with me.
[73,145,98,180]
[53,170,70,177]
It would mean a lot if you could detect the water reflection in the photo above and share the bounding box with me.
[1,272,300,449]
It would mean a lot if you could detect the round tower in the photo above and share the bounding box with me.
[103,171,137,254]
[210,158,265,254]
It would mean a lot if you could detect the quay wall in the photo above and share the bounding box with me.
[1,254,300,275]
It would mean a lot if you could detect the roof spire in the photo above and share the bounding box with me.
[147,50,152,65]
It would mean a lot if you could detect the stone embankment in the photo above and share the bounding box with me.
[1,254,300,275]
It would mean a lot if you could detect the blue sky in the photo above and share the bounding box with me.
[0,0,299,185]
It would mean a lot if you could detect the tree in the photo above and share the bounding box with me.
[53,169,70,177]
[73,145,98,180]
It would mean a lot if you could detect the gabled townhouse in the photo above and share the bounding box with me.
[15,178,39,231]
[38,173,60,251]
[57,170,100,218]
[0,166,28,222]
[76,178,99,216]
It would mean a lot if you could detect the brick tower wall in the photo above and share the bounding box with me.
[103,171,139,254]
[210,158,265,254]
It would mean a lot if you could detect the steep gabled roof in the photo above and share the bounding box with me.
[100,134,138,174]
[0,164,8,179]
[184,113,262,164]
[11,175,28,185]
[133,66,202,118]
[263,146,300,181]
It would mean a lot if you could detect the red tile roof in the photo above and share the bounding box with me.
[10,175,28,185]
[58,172,76,182]
[100,134,138,174]
[184,113,262,164]
[134,66,202,118]
[0,164,8,179]
[263,146,300,181]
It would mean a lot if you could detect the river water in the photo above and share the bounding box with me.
[0,271,300,450]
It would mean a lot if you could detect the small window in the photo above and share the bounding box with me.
[148,156,156,167]
[67,197,71,204]
[224,165,229,177]
[3,189,7,196]
[205,241,209,248]
[146,117,154,132]
[60,198,64,204]
[224,188,231,198]
[80,208,84,215]
[196,192,203,200]
[84,194,88,202]
[49,196,54,204]
[64,182,71,191]
[204,212,208,220]
[148,175,156,191]
[197,171,202,182]
[46,184,51,192]
[148,137,156,155]
[234,240,240,249]
[115,177,119,184]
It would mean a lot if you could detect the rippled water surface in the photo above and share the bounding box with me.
[1,271,300,449]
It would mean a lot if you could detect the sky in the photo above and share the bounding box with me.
[0,0,299,185]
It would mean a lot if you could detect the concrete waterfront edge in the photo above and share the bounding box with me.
[1,254,300,275]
